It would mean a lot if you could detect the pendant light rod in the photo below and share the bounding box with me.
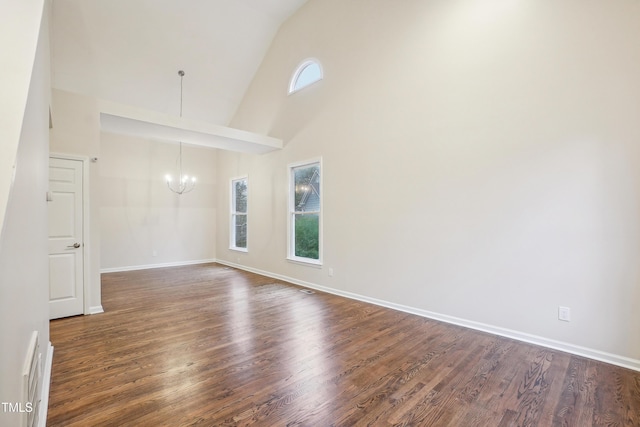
[178,70,184,117]
[166,69,196,195]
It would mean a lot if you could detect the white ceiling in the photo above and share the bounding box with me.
[51,0,308,125]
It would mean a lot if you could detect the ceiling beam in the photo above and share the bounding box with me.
[99,100,282,154]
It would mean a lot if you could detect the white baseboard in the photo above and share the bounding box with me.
[88,305,104,315]
[100,259,216,274]
[38,342,53,427]
[216,259,640,372]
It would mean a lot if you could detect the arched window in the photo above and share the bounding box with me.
[289,59,323,94]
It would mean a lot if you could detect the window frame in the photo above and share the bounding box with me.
[288,58,323,94]
[230,176,248,252]
[287,158,323,266]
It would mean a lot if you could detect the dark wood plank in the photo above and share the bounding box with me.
[47,263,640,426]
[552,356,590,426]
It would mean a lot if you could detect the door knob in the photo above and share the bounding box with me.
[67,243,81,249]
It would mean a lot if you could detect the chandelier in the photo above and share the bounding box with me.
[165,70,196,194]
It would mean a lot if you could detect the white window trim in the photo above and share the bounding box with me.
[230,175,248,252]
[287,158,323,266]
[288,58,323,95]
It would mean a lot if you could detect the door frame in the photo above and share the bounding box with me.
[49,153,91,315]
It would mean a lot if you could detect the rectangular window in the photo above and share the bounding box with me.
[230,177,248,251]
[288,160,321,264]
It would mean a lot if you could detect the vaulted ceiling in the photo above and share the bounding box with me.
[51,0,309,125]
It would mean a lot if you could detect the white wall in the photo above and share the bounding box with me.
[0,0,47,238]
[218,0,640,364]
[0,1,51,424]
[100,132,217,270]
[51,89,218,275]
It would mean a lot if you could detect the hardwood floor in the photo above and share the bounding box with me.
[48,263,640,426]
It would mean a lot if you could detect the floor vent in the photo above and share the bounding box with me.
[299,289,315,295]
[23,331,41,427]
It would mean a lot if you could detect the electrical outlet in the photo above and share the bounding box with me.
[558,306,571,322]
[152,250,158,257]
[328,268,334,277]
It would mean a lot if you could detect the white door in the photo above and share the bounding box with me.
[49,157,84,319]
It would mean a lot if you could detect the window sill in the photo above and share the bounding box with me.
[229,247,248,253]
[287,257,322,268]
